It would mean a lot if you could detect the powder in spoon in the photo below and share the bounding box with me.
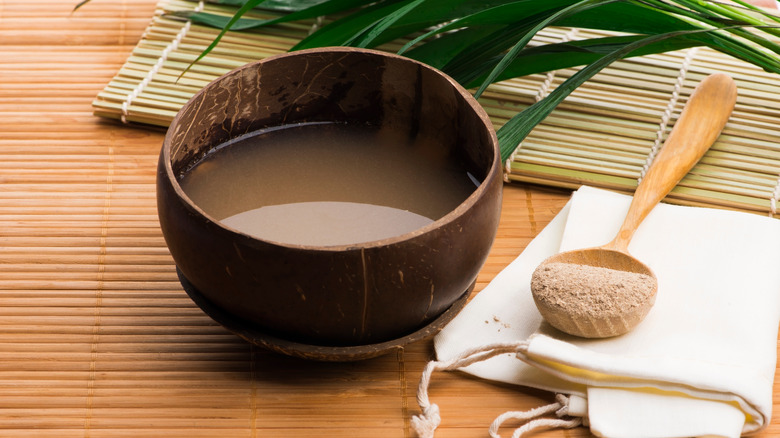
[531,262,657,319]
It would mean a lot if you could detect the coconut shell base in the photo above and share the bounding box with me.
[178,269,472,362]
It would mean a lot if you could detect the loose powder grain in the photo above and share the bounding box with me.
[531,262,657,319]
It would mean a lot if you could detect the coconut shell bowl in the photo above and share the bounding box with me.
[156,47,502,361]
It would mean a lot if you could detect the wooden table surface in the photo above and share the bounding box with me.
[0,1,778,437]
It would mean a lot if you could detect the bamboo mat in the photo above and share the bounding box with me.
[0,1,779,437]
[91,0,780,218]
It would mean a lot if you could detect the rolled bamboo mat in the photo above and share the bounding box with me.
[2,1,779,437]
[91,0,780,218]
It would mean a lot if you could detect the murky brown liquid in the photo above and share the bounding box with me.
[179,122,479,246]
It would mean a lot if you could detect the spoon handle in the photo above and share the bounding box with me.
[608,73,737,252]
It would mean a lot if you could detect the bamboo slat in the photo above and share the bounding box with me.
[2,1,780,437]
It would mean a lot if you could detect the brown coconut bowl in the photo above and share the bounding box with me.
[157,47,502,360]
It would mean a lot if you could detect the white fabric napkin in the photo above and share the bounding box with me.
[430,186,780,437]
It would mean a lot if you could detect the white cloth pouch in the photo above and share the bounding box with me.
[415,186,780,438]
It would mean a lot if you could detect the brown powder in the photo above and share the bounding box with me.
[531,262,657,319]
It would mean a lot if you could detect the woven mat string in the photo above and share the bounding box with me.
[638,47,699,185]
[411,341,584,438]
[503,27,580,183]
[770,174,780,217]
[120,0,205,124]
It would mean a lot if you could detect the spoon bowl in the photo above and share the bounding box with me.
[531,73,738,338]
[531,248,657,338]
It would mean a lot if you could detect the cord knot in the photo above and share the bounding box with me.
[554,393,572,417]
[411,403,441,438]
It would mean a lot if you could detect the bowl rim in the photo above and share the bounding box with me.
[162,46,501,252]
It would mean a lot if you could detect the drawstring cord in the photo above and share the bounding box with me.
[411,341,582,438]
[488,393,582,438]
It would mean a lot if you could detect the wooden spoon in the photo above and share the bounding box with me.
[530,73,738,338]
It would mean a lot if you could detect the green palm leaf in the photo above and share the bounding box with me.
[184,0,269,72]
[495,27,737,161]
[473,0,620,99]
[173,0,369,31]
